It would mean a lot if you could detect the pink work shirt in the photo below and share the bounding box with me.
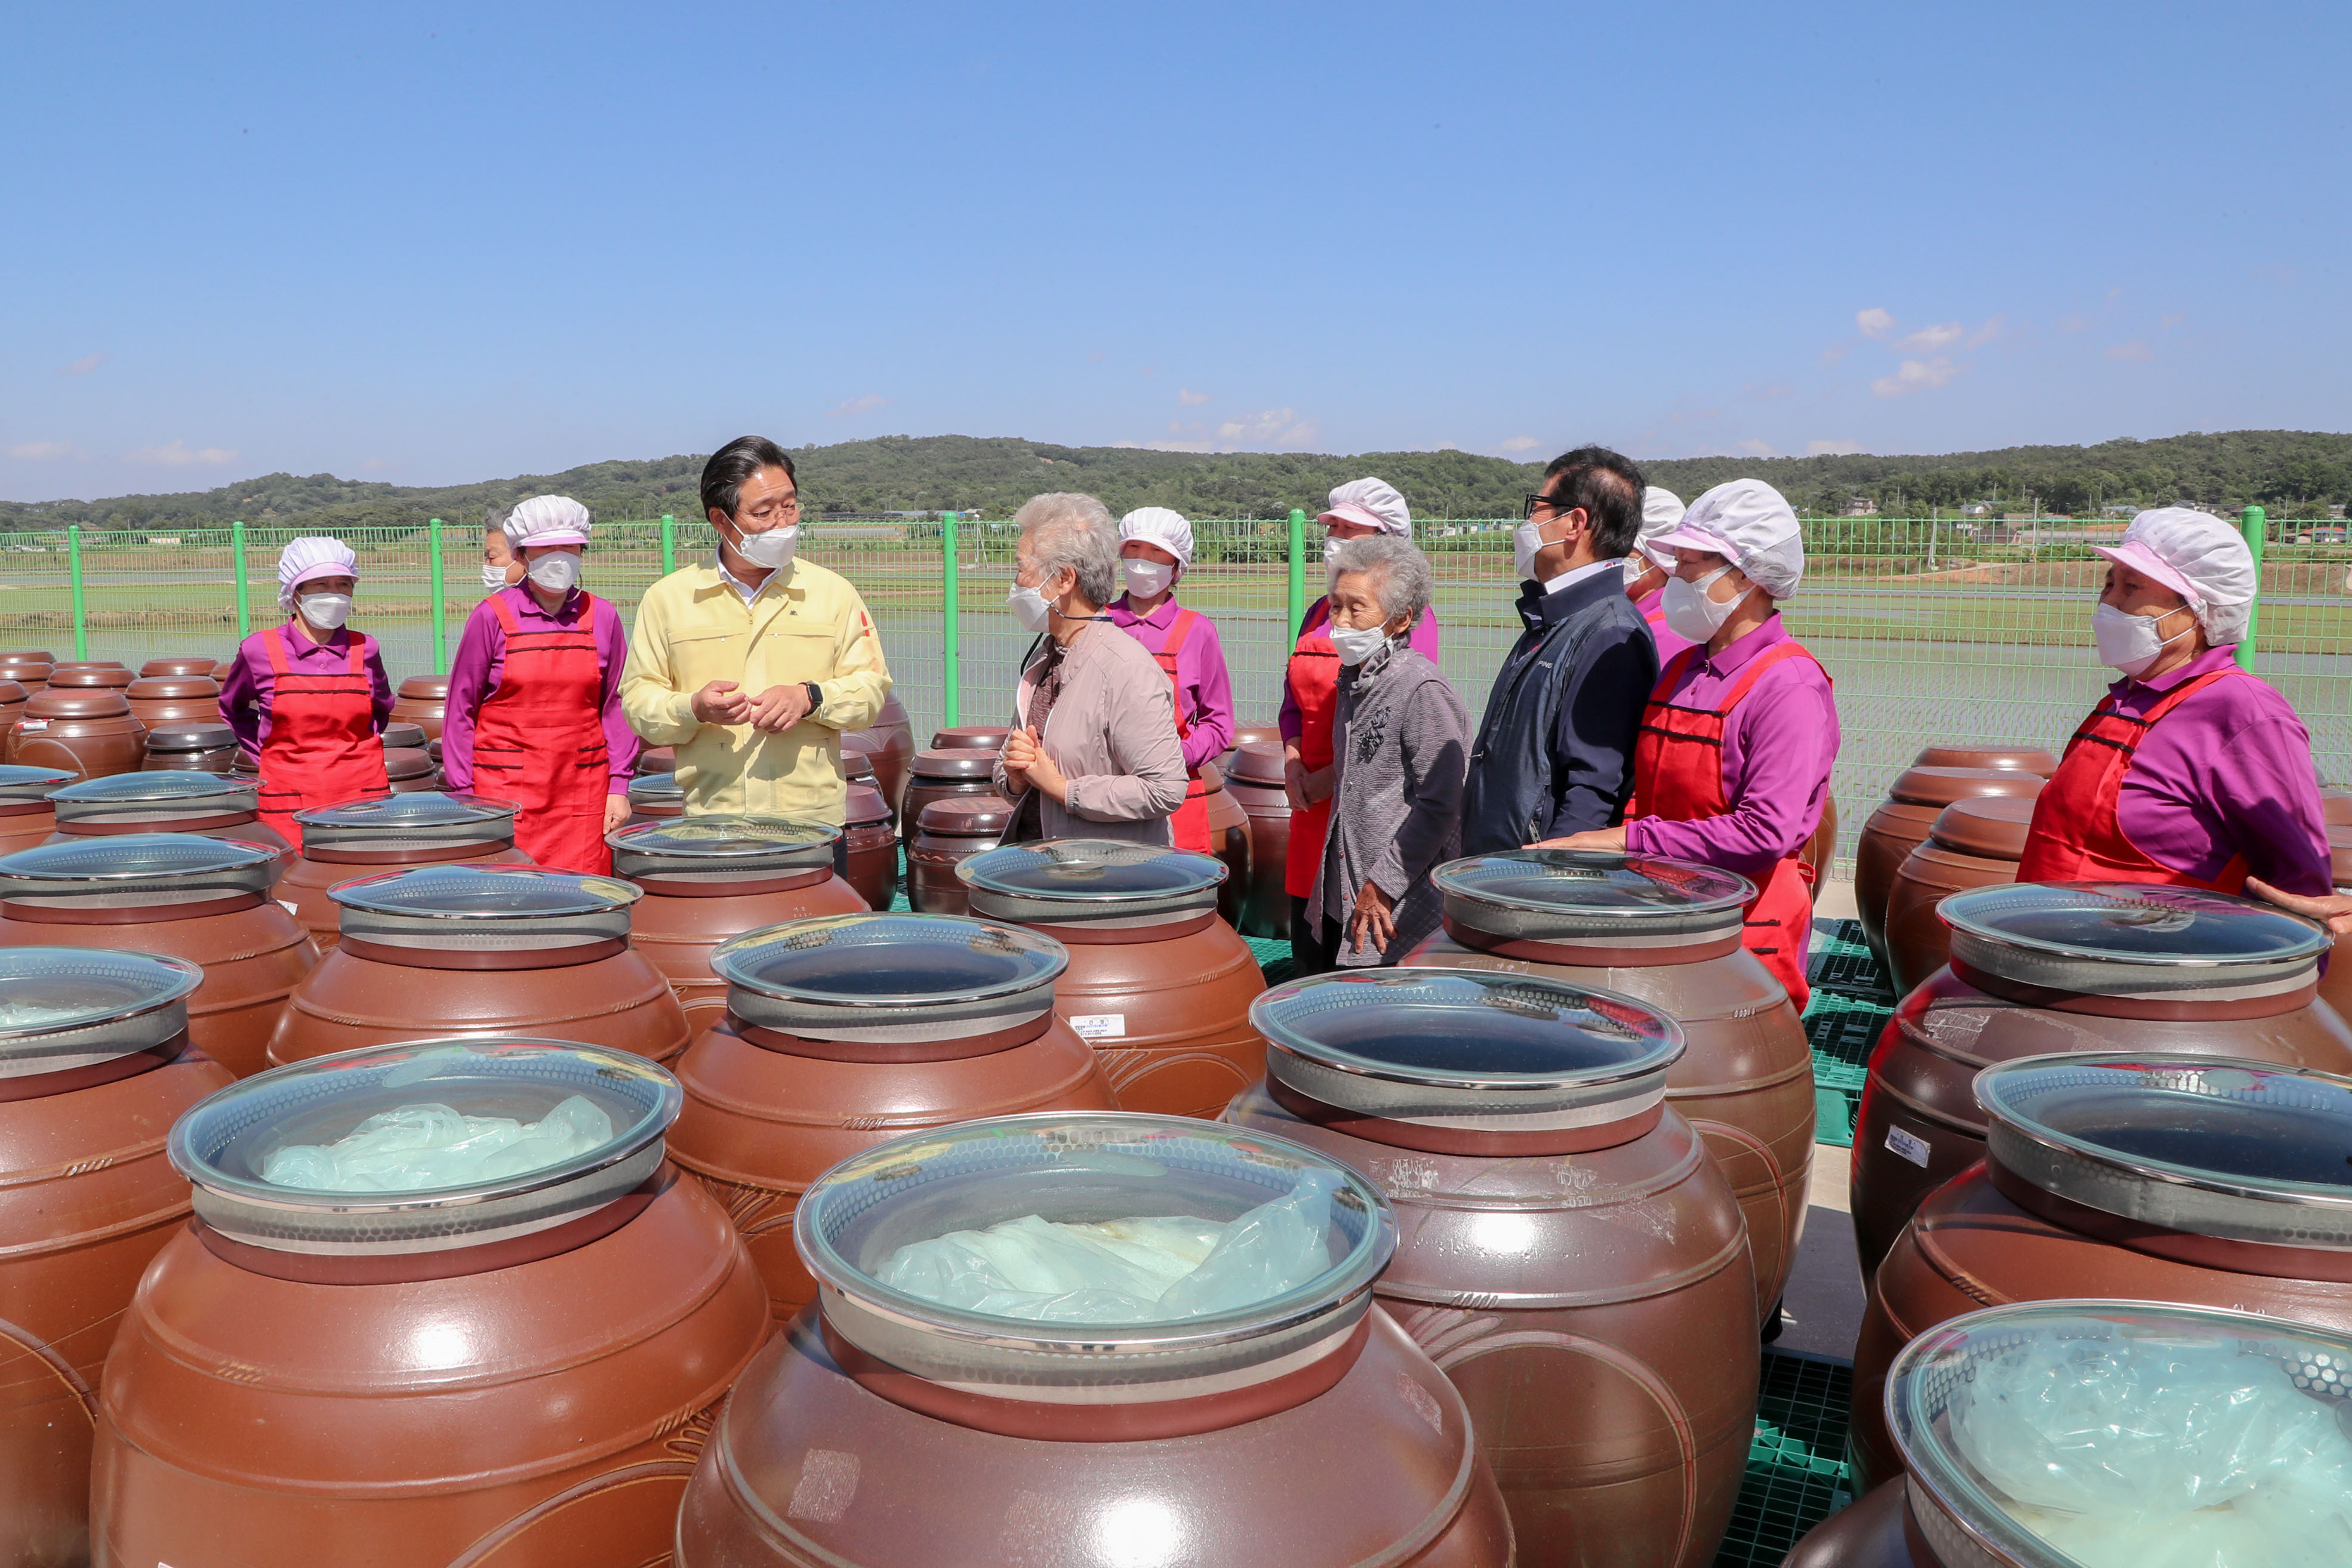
[440,586,639,793]
[218,623,393,755]
[1106,593,1237,772]
[1623,616,1840,884]
[1278,597,1442,743]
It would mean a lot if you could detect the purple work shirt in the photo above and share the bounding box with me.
[1278,597,1442,743]
[1107,594,1237,772]
[2092,643,2331,895]
[441,586,639,794]
[1632,585,1698,665]
[218,622,393,755]
[1623,616,1840,884]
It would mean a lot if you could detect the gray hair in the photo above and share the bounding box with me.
[1332,534,1433,626]
[1013,491,1120,608]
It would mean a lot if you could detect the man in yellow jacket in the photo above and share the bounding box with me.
[620,436,892,824]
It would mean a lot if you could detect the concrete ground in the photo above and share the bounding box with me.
[1775,877,1868,1362]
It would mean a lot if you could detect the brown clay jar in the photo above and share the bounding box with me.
[610,817,866,1035]
[1850,1053,2352,1492]
[0,948,231,1568]
[46,770,296,876]
[381,720,427,752]
[383,747,439,792]
[266,863,692,1069]
[1880,796,2039,996]
[1907,744,2059,775]
[1406,849,1815,1324]
[839,744,878,790]
[12,687,147,781]
[958,839,1265,1119]
[281,791,532,951]
[667,913,1117,1317]
[138,657,221,679]
[387,674,448,738]
[636,744,675,776]
[678,1111,1514,1568]
[1849,881,2352,1274]
[620,769,683,830]
[0,834,316,1078]
[842,691,916,811]
[0,680,23,764]
[901,747,1000,848]
[141,720,241,774]
[94,1038,771,1568]
[1856,766,2045,966]
[2320,825,2352,1021]
[930,724,1009,752]
[124,674,222,732]
[840,781,898,911]
[1200,759,1253,929]
[907,794,1012,914]
[45,664,132,691]
[1228,719,1283,756]
[1224,741,1292,939]
[0,765,72,856]
[1229,969,1756,1567]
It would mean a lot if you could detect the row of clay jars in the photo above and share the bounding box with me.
[907,795,1011,913]
[1223,742,1294,940]
[841,691,916,811]
[388,674,447,738]
[276,797,534,953]
[9,688,148,780]
[840,780,898,910]
[1879,796,2037,996]
[0,766,69,855]
[125,674,223,732]
[1854,751,2053,965]
[0,651,54,696]
[43,772,297,879]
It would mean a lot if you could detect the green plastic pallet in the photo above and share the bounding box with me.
[1803,920,1897,1150]
[1714,1351,1857,1566]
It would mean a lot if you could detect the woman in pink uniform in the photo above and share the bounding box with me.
[1106,507,1236,854]
[1621,486,1697,664]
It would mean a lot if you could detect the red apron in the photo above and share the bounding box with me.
[2016,667,2248,891]
[255,624,389,847]
[1147,606,1212,853]
[1283,599,1340,899]
[470,590,615,875]
[1633,640,1828,1012]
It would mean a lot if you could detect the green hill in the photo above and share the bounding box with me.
[5,429,2347,534]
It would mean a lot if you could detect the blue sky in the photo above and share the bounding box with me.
[3,1,2346,501]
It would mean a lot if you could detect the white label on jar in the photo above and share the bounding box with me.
[1070,1013,1126,1039]
[15,720,45,732]
[1885,1125,1931,1168]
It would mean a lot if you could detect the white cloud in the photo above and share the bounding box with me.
[1176,388,1211,406]
[1806,440,1864,457]
[1855,307,1895,340]
[1497,436,1540,452]
[1214,408,1320,448]
[129,439,238,466]
[826,393,886,418]
[59,352,105,377]
[6,441,82,461]
[1894,322,1964,353]
[1737,439,1775,457]
[1870,358,1962,398]
[2106,340,2154,363]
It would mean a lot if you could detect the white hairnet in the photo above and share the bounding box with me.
[1653,479,1805,598]
[1117,506,1194,571]
[1634,487,1686,570]
[2094,508,2257,646]
[504,494,592,548]
[1319,476,1412,537]
[276,535,357,611]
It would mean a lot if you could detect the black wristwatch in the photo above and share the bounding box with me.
[801,682,824,714]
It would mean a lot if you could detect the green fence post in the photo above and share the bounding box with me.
[67,526,88,659]
[1286,509,1306,636]
[232,520,251,637]
[941,512,962,726]
[428,518,447,673]
[660,514,676,576]
[2237,505,2267,670]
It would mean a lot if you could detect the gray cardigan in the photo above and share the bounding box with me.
[993,621,1186,845]
[1309,642,1471,966]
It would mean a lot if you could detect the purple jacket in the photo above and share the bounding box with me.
[1623,617,1840,883]
[219,623,393,754]
[442,587,639,794]
[1106,594,1236,772]
[1279,597,1441,744]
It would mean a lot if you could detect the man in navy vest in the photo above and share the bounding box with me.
[1458,446,1658,855]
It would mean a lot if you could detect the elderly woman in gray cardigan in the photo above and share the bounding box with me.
[1306,535,1471,968]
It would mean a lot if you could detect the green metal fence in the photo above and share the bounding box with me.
[6,508,2342,873]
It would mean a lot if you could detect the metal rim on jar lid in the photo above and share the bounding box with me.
[608,815,841,889]
[626,772,682,814]
[1432,848,1754,959]
[1940,882,2330,1001]
[0,764,73,811]
[170,1037,682,1257]
[50,770,258,830]
[1888,1301,2352,1568]
[0,947,201,1080]
[713,913,1066,1045]
[0,832,277,915]
[293,791,519,859]
[955,838,1226,934]
[795,1112,1395,1421]
[327,862,640,967]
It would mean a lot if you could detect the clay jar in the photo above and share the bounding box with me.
[1849,882,2352,1274]
[901,747,1000,848]
[840,781,897,911]
[45,664,131,691]
[0,834,316,1078]
[46,770,296,874]
[609,817,866,1033]
[1229,969,1756,1567]
[138,657,221,679]
[282,791,531,951]
[1406,849,1815,1324]
[666,913,1116,1317]
[2320,825,2352,1021]
[907,795,1011,914]
[677,1112,1514,1568]
[124,674,221,732]
[1200,759,1253,929]
[842,691,916,811]
[1850,1053,2352,1491]
[141,721,240,774]
[267,864,691,1069]
[0,652,54,698]
[94,1038,770,1568]
[0,948,230,1568]
[1223,742,1292,939]
[12,687,147,780]
[0,681,22,763]
[1880,796,2039,996]
[0,766,69,857]
[958,839,1265,1118]
[383,747,438,793]
[1228,719,1283,758]
[621,770,682,829]
[636,745,675,776]
[1908,744,2058,774]
[388,674,448,738]
[930,724,1009,752]
[1856,766,2045,966]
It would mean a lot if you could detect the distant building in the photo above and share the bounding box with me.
[1959,502,1991,518]
[1840,496,1879,517]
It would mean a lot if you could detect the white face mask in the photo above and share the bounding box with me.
[481,562,513,591]
[525,552,581,595]
[1322,535,1347,573]
[1122,558,1175,599]
[1622,553,1656,587]
[1660,566,1743,642]
[2094,602,2194,676]
[726,521,798,571]
[298,593,352,631]
[1330,621,1391,666]
[1511,518,1554,581]
[1009,582,1054,634]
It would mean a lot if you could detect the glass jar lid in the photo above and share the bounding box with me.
[626,772,682,812]
[1433,849,1754,948]
[293,790,518,855]
[0,947,202,1077]
[957,839,1226,928]
[713,914,1064,1042]
[0,764,73,803]
[1252,968,1684,1128]
[1942,883,2331,997]
[328,864,639,954]
[0,832,277,907]
[170,1038,681,1255]
[50,770,256,825]
[1978,1054,2352,1251]
[608,816,839,883]
[1889,1302,2352,1568]
[796,1113,1395,1401]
